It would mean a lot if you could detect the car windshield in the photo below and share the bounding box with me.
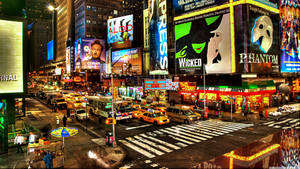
[152,113,164,117]
[184,110,194,116]
[57,103,67,110]
[77,110,85,114]
[56,99,65,102]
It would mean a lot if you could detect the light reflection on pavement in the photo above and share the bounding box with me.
[193,128,300,169]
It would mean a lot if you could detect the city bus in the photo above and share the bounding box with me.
[86,96,132,123]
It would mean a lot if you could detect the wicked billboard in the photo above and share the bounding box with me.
[279,0,300,72]
[173,0,228,16]
[235,5,280,73]
[175,9,232,74]
[148,0,168,75]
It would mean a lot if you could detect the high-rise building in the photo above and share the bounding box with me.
[74,0,123,40]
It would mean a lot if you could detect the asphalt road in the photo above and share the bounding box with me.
[27,97,300,169]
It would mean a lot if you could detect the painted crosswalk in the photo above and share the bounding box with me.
[263,118,300,129]
[119,120,252,160]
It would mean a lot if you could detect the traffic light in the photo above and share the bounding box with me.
[105,118,116,125]
[292,80,299,91]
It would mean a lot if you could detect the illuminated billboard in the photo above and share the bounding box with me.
[66,46,71,74]
[234,0,278,8]
[0,19,24,94]
[173,0,228,16]
[175,9,232,74]
[47,40,53,61]
[279,0,300,72]
[74,38,105,70]
[149,0,168,75]
[107,15,133,49]
[111,48,142,75]
[235,5,280,73]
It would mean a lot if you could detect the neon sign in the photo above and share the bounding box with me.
[180,82,196,92]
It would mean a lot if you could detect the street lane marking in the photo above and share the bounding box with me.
[140,134,181,150]
[289,119,300,123]
[274,125,281,128]
[264,121,274,125]
[176,142,188,147]
[125,124,152,130]
[150,164,159,167]
[171,126,213,139]
[119,140,156,158]
[187,125,225,135]
[268,118,293,127]
[198,122,245,131]
[191,124,229,134]
[167,134,194,145]
[126,137,164,156]
[165,127,207,141]
[134,136,172,153]
[159,129,199,143]
[177,125,219,137]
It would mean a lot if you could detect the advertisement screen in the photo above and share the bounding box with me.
[175,9,232,74]
[0,19,24,94]
[66,46,71,74]
[107,15,133,49]
[47,40,53,61]
[234,0,278,8]
[279,0,300,72]
[236,5,280,73]
[112,48,142,75]
[74,38,105,70]
[149,0,168,75]
[173,0,228,16]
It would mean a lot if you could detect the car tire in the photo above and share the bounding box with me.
[154,121,158,126]
[184,119,189,124]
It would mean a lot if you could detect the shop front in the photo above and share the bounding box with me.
[178,82,197,105]
[144,79,169,104]
[118,86,143,101]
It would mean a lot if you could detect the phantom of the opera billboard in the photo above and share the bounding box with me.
[111,48,142,75]
[0,19,24,94]
[175,9,232,74]
[74,38,105,70]
[148,0,168,75]
[235,5,280,73]
[279,0,300,73]
[107,15,133,49]
[173,0,228,16]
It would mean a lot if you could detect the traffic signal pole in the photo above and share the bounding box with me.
[111,53,116,147]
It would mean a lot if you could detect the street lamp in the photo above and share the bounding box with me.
[47,4,55,11]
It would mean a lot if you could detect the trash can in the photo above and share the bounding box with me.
[105,132,113,146]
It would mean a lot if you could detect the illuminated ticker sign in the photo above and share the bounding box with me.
[180,82,197,92]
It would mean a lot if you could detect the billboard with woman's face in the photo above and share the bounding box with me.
[74,38,105,70]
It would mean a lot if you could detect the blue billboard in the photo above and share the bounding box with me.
[47,40,53,61]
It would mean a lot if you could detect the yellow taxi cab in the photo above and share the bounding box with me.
[151,103,167,112]
[138,109,170,125]
[132,106,151,118]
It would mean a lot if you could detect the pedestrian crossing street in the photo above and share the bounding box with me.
[119,120,253,159]
[263,118,300,130]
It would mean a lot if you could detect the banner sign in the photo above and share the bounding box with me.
[0,19,24,94]
[236,5,280,73]
[143,9,149,50]
[111,48,142,75]
[173,0,228,16]
[107,15,133,49]
[74,38,105,70]
[279,0,300,72]
[66,46,71,74]
[175,9,232,74]
[149,0,168,75]
[179,82,196,92]
[145,79,167,90]
[47,40,53,61]
[166,79,179,90]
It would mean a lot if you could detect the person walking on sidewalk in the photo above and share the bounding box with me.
[63,115,67,127]
[43,151,53,169]
[56,116,60,127]
[14,134,25,153]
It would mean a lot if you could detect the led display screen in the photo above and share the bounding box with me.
[173,0,228,16]
[111,48,142,75]
[148,0,168,75]
[175,9,232,74]
[74,38,105,70]
[107,15,133,49]
[279,0,300,72]
[0,19,24,94]
[47,40,53,61]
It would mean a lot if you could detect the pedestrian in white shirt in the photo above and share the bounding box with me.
[14,134,25,153]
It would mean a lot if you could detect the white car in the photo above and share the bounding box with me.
[74,109,89,121]
[270,111,282,116]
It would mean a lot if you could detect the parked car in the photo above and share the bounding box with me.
[72,109,89,121]
[138,110,170,125]
[166,106,201,124]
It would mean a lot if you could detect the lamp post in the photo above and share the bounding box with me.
[203,64,206,113]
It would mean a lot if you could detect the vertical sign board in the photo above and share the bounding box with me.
[143,9,149,50]
[148,0,168,75]
[172,0,228,16]
[236,5,280,73]
[279,0,300,72]
[47,40,54,61]
[0,100,7,154]
[0,19,24,94]
[175,9,232,74]
[66,46,71,74]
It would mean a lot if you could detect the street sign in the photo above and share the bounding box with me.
[107,103,112,106]
[105,105,112,109]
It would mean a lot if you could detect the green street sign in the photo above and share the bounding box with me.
[109,99,112,102]
[107,103,112,106]
[105,105,112,109]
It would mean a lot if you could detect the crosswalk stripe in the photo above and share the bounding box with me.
[289,119,300,123]
[133,136,173,153]
[191,124,230,134]
[193,122,238,131]
[164,127,207,141]
[126,137,165,156]
[119,140,156,158]
[176,142,188,147]
[171,126,213,139]
[274,125,281,128]
[139,134,181,150]
[167,134,194,145]
[160,129,201,142]
[198,122,245,130]
[159,129,197,144]
[187,125,226,135]
[177,125,219,137]
[264,121,275,125]
[268,118,293,127]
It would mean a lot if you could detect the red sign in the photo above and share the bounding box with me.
[180,82,196,92]
[109,25,133,34]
